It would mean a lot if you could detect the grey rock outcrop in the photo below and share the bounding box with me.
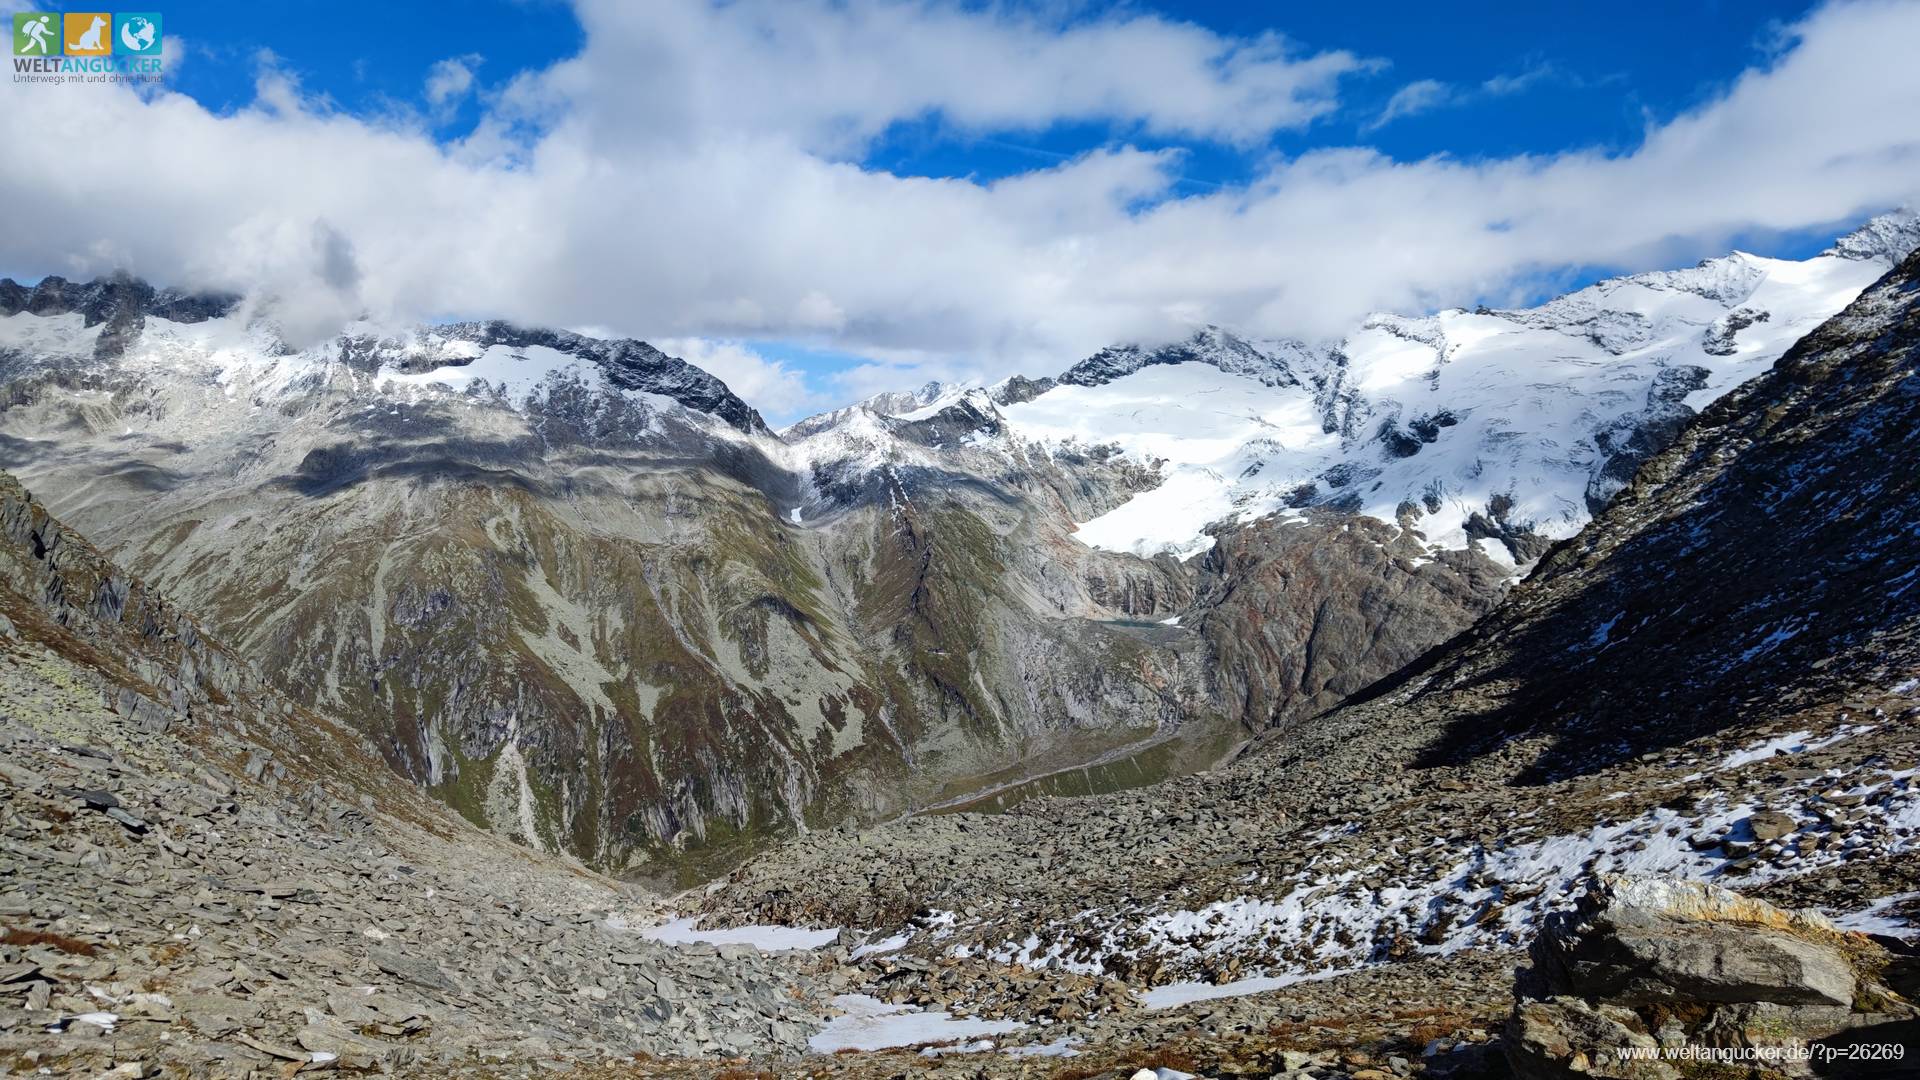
[1528,876,1858,1008]
[0,274,239,362]
[432,320,773,436]
[1195,509,1507,727]
[1052,325,1311,390]
[1508,997,1677,1080]
[1508,876,1913,1079]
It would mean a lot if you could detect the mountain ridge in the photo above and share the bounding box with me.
[0,210,1912,880]
[793,209,1920,567]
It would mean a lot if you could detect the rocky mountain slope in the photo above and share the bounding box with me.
[0,283,1250,881]
[1,211,1911,884]
[694,243,1920,1071]
[10,541,1905,1080]
[0,470,842,1076]
[783,211,1920,734]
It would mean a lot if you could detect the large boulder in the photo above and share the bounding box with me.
[1507,875,1916,1079]
[1530,876,1857,1009]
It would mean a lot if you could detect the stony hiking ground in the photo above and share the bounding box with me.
[0,632,1533,1079]
[0,648,841,1076]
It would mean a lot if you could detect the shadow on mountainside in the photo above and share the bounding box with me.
[269,406,1033,519]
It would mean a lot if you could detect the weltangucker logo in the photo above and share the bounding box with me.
[13,11,163,85]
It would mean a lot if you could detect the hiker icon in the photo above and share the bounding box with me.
[70,14,107,54]
[19,14,53,54]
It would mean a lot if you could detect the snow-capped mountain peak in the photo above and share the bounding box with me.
[778,379,975,440]
[1056,325,1308,391]
[0,278,772,439]
[1821,206,1920,262]
[805,212,1920,568]
[1037,223,1917,564]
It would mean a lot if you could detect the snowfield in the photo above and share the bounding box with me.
[989,248,1894,563]
[627,915,841,952]
[777,217,1914,567]
[1001,362,1332,559]
[807,994,1024,1053]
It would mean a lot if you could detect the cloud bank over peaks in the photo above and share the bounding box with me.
[1,0,1917,407]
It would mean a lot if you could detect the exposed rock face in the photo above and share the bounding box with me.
[0,274,237,361]
[1508,998,1675,1080]
[428,321,773,436]
[1508,876,1913,1080]
[1583,364,1709,514]
[0,274,239,325]
[1053,325,1310,390]
[1823,207,1920,261]
[0,472,256,730]
[1195,511,1507,727]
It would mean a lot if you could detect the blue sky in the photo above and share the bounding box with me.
[155,1,581,127]
[152,1,1820,182]
[6,0,1917,422]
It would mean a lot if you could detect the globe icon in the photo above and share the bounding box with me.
[121,16,156,52]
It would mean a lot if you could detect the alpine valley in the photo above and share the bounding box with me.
[1,214,1916,882]
[1,213,1919,1077]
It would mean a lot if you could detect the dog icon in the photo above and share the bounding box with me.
[70,15,107,53]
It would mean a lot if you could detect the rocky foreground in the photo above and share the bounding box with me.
[1510,876,1917,1079]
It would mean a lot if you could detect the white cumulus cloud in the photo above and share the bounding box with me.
[654,338,831,422]
[424,53,483,117]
